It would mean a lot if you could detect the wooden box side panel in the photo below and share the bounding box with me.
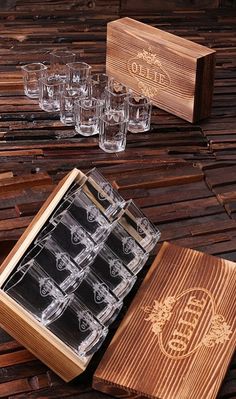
[106,18,215,123]
[0,292,87,381]
[0,168,86,286]
[93,242,236,399]
[193,52,216,121]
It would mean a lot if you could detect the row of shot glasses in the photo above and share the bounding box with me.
[3,168,160,358]
[21,50,152,152]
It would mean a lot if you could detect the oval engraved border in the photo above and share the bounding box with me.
[158,287,215,360]
[142,286,232,360]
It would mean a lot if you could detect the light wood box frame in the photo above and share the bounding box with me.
[0,168,92,382]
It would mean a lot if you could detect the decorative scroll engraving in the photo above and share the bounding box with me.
[137,49,162,67]
[71,225,86,245]
[98,182,114,201]
[202,314,232,347]
[109,258,123,277]
[137,217,161,241]
[143,297,176,334]
[127,47,171,98]
[143,288,233,359]
[93,282,109,304]
[39,278,55,297]
[122,237,143,255]
[86,205,100,222]
[55,252,70,271]
[77,311,90,332]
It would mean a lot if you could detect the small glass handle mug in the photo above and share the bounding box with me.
[83,167,126,220]
[36,235,87,293]
[48,211,99,265]
[117,200,161,253]
[46,295,108,358]
[73,268,122,326]
[2,254,71,324]
[68,188,113,244]
[104,219,149,275]
[105,78,130,117]
[21,62,47,99]
[89,245,136,300]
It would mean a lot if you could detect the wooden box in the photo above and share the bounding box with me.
[93,242,236,399]
[0,168,91,382]
[106,18,216,123]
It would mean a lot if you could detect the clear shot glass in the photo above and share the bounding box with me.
[105,89,128,116]
[105,222,149,275]
[39,75,64,112]
[46,295,108,358]
[68,189,112,244]
[73,269,122,326]
[89,246,136,300]
[118,200,161,253]
[99,112,128,153]
[90,73,109,101]
[2,254,71,324]
[50,49,76,80]
[21,62,47,98]
[127,95,152,133]
[75,97,103,137]
[66,62,91,93]
[60,88,79,126]
[36,236,87,293]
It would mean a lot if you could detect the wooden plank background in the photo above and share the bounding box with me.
[0,0,235,398]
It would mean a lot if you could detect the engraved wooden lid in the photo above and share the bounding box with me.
[93,242,236,399]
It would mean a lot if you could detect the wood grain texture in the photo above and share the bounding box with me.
[0,292,88,382]
[120,0,220,11]
[106,17,216,122]
[93,242,236,399]
[0,2,235,398]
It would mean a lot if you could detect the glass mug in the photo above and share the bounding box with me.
[89,245,136,299]
[36,236,87,293]
[3,254,71,324]
[46,295,108,358]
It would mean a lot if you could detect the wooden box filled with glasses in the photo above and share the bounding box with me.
[0,168,160,381]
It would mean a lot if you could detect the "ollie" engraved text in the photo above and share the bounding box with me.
[167,296,207,353]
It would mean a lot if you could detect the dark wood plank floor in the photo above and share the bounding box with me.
[0,1,235,398]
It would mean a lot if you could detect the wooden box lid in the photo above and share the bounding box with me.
[93,242,236,399]
[106,18,216,123]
